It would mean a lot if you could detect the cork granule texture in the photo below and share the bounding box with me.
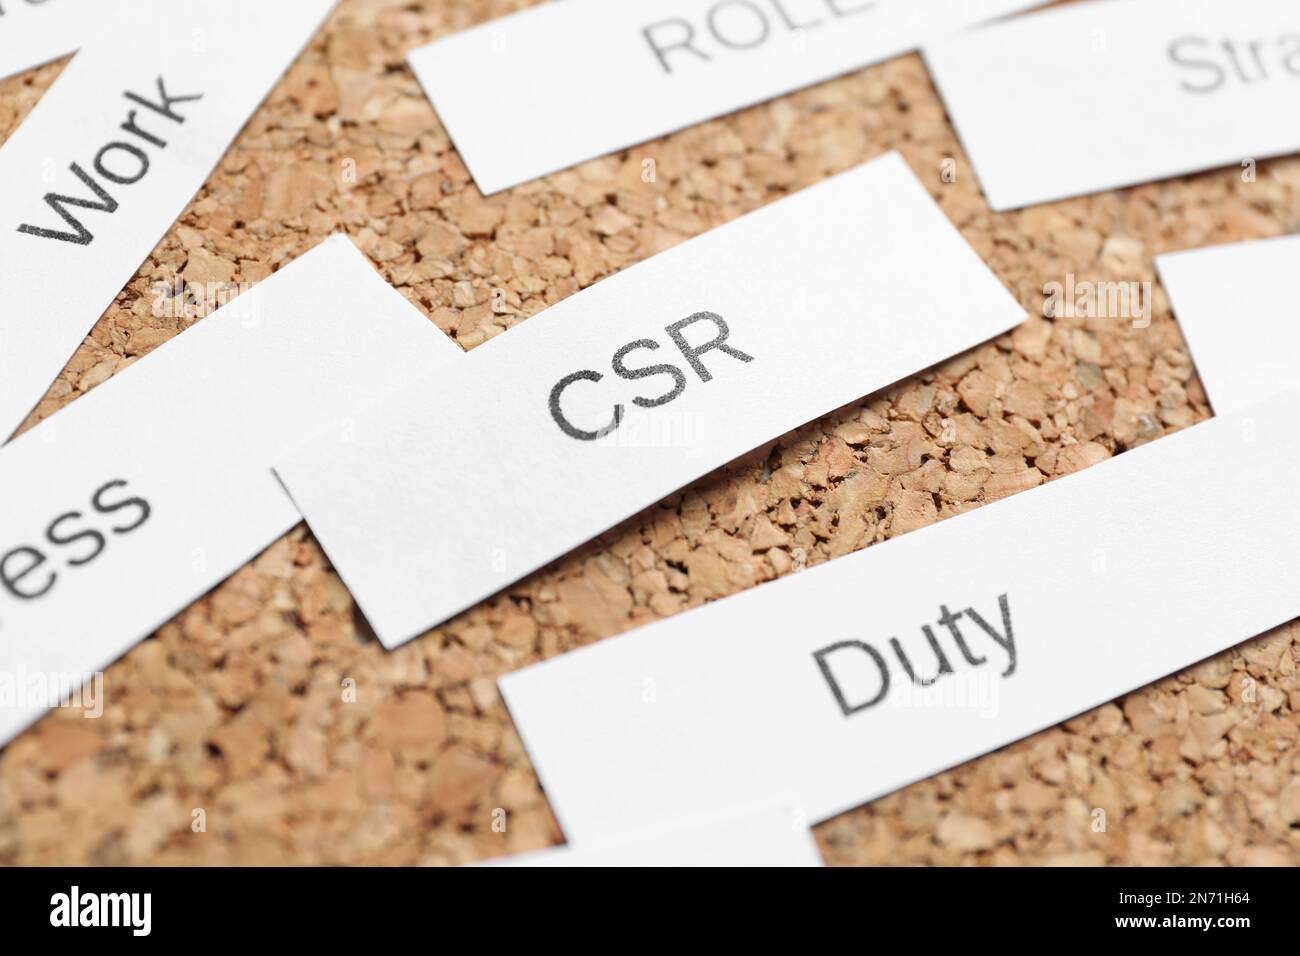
[0,0,1297,867]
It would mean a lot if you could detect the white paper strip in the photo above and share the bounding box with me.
[274,152,1027,648]
[0,0,337,440]
[1157,234,1300,415]
[483,802,822,866]
[0,236,461,746]
[407,0,1049,194]
[0,0,100,81]
[923,0,1300,210]
[500,395,1300,841]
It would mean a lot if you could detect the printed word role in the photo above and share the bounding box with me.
[642,0,875,73]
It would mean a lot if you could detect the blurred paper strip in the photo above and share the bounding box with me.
[0,0,101,81]
[407,0,1049,194]
[1157,235,1300,415]
[483,802,822,867]
[924,0,1300,210]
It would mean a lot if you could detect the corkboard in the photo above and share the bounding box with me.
[0,0,1297,867]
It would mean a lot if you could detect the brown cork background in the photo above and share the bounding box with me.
[0,0,1297,867]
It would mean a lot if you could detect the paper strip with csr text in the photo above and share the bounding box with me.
[0,0,337,441]
[273,152,1028,648]
[0,0,101,81]
[922,0,1300,210]
[499,395,1300,842]
[406,0,1049,195]
[0,236,461,747]
[1157,235,1300,415]
[483,802,821,867]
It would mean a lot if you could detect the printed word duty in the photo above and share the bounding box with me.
[813,593,1017,716]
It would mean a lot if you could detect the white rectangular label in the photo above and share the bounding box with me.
[274,152,1027,648]
[0,0,337,440]
[1157,234,1300,415]
[483,802,821,866]
[0,0,99,80]
[408,0,1048,194]
[923,0,1300,210]
[500,395,1300,841]
[0,236,461,746]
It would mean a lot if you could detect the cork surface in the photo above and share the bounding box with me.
[1,0,1298,866]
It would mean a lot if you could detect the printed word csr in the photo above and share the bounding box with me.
[548,311,754,441]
